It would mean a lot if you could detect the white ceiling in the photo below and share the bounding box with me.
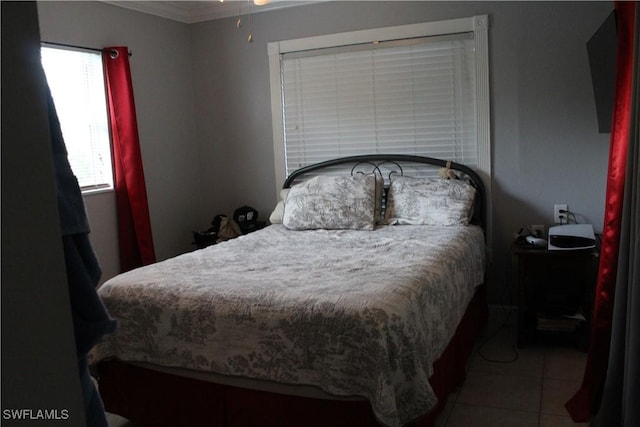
[102,1,322,24]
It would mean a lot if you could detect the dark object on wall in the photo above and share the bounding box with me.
[587,10,617,134]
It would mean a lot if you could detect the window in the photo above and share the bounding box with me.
[41,45,113,193]
[268,15,490,188]
[281,34,477,178]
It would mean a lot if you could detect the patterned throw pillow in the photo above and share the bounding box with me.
[283,175,376,230]
[385,176,476,225]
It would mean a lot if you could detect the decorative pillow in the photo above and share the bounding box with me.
[269,188,290,224]
[384,176,476,225]
[283,175,376,230]
[355,172,384,223]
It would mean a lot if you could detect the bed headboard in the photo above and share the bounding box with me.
[282,154,486,230]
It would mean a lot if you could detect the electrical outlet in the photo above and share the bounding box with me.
[554,204,568,224]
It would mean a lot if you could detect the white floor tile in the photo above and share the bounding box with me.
[456,371,542,413]
[446,403,539,427]
[539,413,589,427]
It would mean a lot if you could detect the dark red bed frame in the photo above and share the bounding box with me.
[97,155,488,427]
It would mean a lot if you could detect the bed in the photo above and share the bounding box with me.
[93,154,488,427]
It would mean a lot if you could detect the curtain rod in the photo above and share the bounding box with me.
[42,41,132,56]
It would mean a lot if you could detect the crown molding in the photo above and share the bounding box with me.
[101,1,321,24]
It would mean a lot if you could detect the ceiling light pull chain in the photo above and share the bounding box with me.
[234,0,264,43]
[235,0,242,28]
[247,0,254,43]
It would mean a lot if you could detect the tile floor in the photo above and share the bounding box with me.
[436,308,588,427]
[107,308,588,427]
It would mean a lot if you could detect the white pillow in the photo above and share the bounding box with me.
[283,175,376,230]
[385,176,476,225]
[269,188,289,224]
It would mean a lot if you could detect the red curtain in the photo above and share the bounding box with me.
[103,46,156,272]
[566,2,637,421]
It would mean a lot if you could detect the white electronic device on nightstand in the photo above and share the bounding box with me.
[548,224,596,250]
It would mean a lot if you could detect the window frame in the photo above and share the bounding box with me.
[267,14,491,196]
[40,44,114,195]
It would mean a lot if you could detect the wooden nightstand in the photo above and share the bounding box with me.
[511,242,599,350]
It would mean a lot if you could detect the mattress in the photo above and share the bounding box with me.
[92,224,485,427]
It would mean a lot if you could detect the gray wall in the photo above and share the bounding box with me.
[2,2,85,423]
[37,1,201,282]
[38,1,613,301]
[191,1,612,302]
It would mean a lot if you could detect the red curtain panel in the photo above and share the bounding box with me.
[103,46,156,272]
[566,1,637,421]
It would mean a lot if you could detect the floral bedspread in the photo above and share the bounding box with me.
[93,224,485,427]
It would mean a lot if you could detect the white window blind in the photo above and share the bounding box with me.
[41,46,113,193]
[280,33,477,178]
